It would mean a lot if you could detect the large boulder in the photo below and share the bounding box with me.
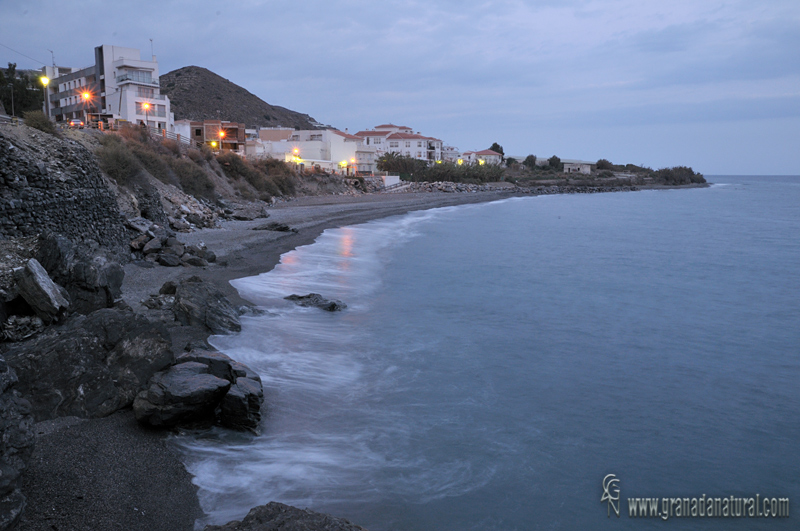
[36,232,124,315]
[135,349,263,431]
[173,276,241,334]
[133,362,231,427]
[203,502,368,531]
[284,293,347,312]
[3,308,174,421]
[13,259,69,323]
[0,356,34,531]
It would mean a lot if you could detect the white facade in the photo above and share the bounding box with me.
[42,44,173,131]
[463,149,503,165]
[562,159,594,174]
[247,129,377,174]
[355,124,443,162]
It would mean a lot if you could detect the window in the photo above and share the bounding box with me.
[195,129,202,136]
[389,141,399,148]
[417,141,423,147]
[374,138,381,144]
[405,141,411,148]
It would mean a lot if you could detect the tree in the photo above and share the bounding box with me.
[596,159,613,170]
[488,142,505,161]
[0,63,44,117]
[548,155,562,171]
[505,157,518,167]
[523,155,537,169]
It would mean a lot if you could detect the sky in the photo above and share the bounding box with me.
[1,0,798,174]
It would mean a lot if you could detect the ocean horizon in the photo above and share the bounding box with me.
[172,175,800,530]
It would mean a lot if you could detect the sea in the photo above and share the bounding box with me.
[172,175,800,530]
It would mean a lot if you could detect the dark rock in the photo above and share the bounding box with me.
[182,255,208,267]
[130,233,151,251]
[176,349,236,382]
[219,377,263,431]
[3,308,174,421]
[14,259,70,323]
[253,222,297,232]
[185,244,202,256]
[163,237,185,257]
[142,238,163,255]
[0,356,34,531]
[159,281,178,295]
[170,217,191,232]
[202,249,217,263]
[126,217,153,234]
[202,501,368,531]
[132,362,231,427]
[173,276,241,334]
[284,293,347,312]
[157,253,182,267]
[37,232,125,315]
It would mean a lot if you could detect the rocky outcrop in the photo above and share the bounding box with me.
[37,231,124,315]
[203,502,368,531]
[0,126,127,246]
[0,355,34,531]
[285,293,347,312]
[2,308,174,421]
[134,349,263,431]
[13,259,69,323]
[128,218,215,268]
[174,277,241,334]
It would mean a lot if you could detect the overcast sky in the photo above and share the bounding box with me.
[1,0,798,174]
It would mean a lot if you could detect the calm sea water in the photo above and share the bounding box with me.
[173,176,800,530]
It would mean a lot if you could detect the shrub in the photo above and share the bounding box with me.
[96,140,142,186]
[186,148,205,164]
[161,138,181,157]
[23,110,57,135]
[650,166,706,185]
[216,152,279,198]
[129,141,176,185]
[169,158,216,199]
[117,123,150,143]
[548,156,562,171]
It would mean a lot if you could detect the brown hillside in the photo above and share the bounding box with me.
[160,66,328,130]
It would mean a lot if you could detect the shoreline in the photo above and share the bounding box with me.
[20,184,707,530]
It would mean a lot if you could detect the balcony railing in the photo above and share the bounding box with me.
[116,74,158,86]
[136,92,166,100]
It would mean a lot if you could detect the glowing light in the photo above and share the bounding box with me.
[457,159,463,165]
[210,141,218,148]
[142,102,150,110]
[293,148,299,154]
[350,158,356,164]
[339,160,347,167]
[40,76,49,86]
[479,159,485,165]
[82,91,91,101]
[219,130,226,139]
[436,160,442,164]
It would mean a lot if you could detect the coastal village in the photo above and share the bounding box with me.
[32,44,603,177]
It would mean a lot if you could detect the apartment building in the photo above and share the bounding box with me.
[174,119,246,152]
[42,44,173,131]
[462,149,503,165]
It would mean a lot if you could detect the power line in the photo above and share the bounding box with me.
[0,42,47,66]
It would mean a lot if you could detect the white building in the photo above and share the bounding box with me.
[42,44,173,131]
[463,149,503,165]
[562,159,594,174]
[354,124,443,163]
[246,129,377,174]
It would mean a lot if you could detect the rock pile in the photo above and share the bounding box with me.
[285,293,347,312]
[134,348,263,431]
[127,217,216,267]
[407,181,494,193]
[203,502,368,531]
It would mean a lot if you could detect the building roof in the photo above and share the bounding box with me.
[331,129,362,141]
[354,130,391,137]
[474,149,502,156]
[374,123,412,130]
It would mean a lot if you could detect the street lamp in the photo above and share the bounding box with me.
[218,129,226,151]
[40,76,50,120]
[142,102,150,129]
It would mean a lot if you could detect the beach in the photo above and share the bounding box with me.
[19,190,518,531]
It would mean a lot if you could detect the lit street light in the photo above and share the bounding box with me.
[41,77,50,120]
[142,101,150,129]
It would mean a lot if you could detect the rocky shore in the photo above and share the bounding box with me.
[1,123,708,530]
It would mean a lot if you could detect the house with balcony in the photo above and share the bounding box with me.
[354,124,443,163]
[42,44,173,131]
[174,119,246,152]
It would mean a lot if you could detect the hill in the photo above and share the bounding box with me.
[159,66,328,130]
